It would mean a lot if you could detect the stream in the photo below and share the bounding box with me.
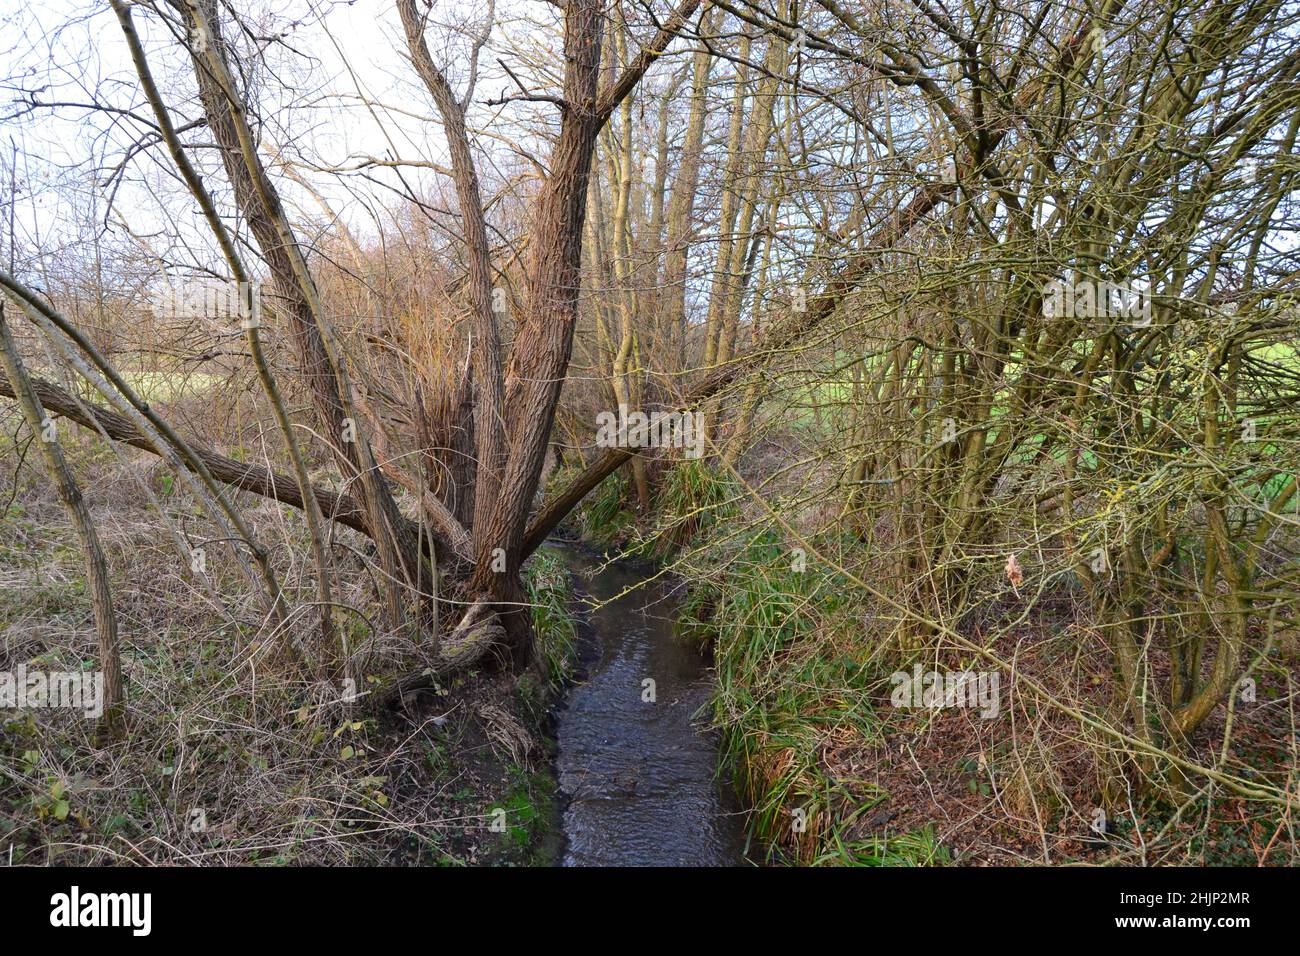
[548,542,747,866]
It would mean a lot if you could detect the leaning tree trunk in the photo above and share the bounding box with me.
[180,0,427,630]
[0,302,124,737]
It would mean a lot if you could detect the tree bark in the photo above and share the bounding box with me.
[0,303,124,737]
[398,0,507,564]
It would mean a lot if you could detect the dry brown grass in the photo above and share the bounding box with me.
[0,419,560,866]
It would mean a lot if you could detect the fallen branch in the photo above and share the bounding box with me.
[0,372,375,537]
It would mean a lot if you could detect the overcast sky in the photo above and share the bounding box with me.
[0,0,573,279]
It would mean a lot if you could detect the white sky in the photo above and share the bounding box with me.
[0,0,579,279]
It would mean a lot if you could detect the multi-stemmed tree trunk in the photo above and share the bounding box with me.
[152,0,702,663]
[395,1,704,638]
[0,0,706,686]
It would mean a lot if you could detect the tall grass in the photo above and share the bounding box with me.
[673,520,939,864]
[523,548,578,690]
[643,458,740,557]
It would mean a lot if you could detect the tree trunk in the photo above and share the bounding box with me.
[0,302,124,737]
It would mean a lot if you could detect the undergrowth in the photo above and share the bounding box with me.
[0,440,578,866]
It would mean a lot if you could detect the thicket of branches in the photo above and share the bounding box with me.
[2,0,1298,857]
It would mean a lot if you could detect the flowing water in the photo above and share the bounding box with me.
[549,543,747,866]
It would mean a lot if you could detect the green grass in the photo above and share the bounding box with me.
[523,548,578,690]
[813,824,952,866]
[634,458,739,558]
[121,370,221,403]
[546,465,634,545]
[677,528,915,864]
